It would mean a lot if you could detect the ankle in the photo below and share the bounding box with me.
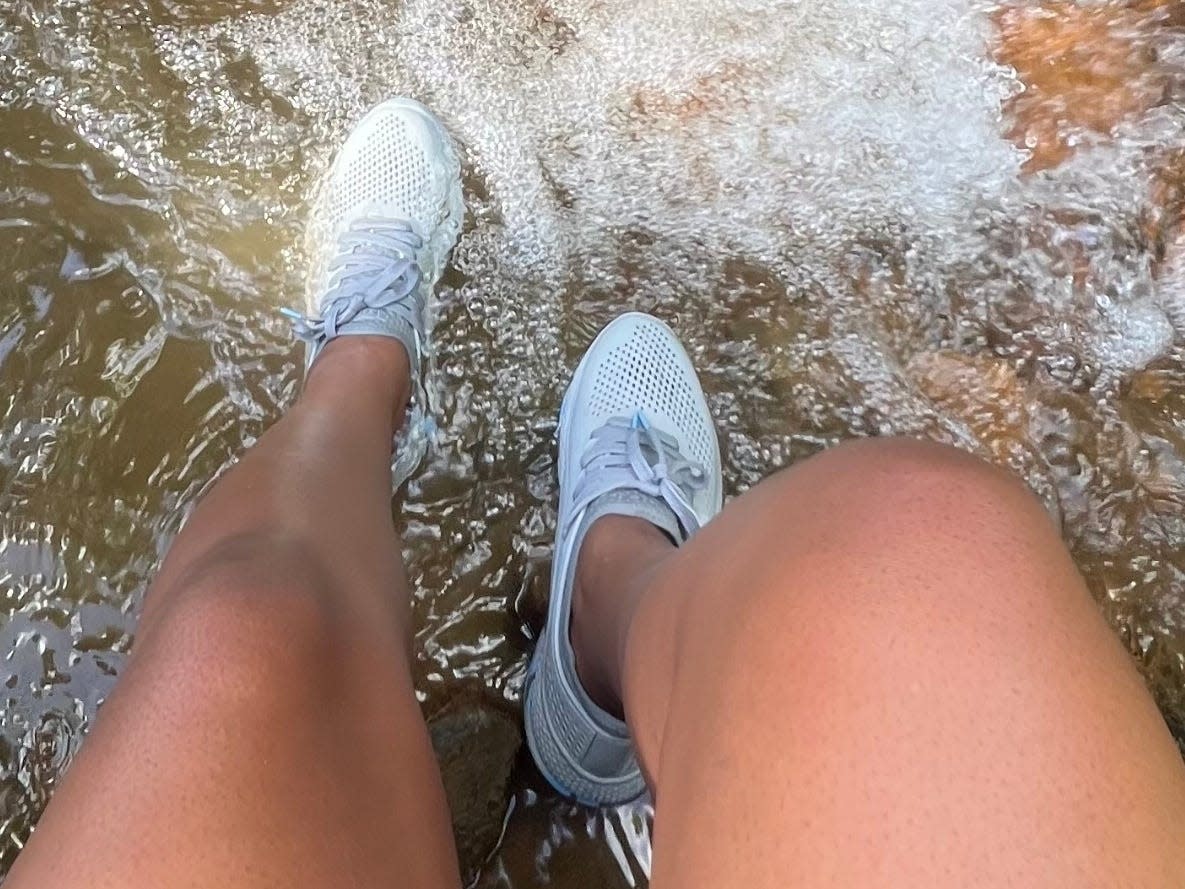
[570,516,675,717]
[304,336,413,429]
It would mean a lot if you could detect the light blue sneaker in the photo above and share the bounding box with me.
[524,313,723,805]
[286,96,464,379]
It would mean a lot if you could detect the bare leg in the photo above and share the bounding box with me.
[7,337,461,889]
[575,438,1185,889]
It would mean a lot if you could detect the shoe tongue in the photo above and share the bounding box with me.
[585,488,684,545]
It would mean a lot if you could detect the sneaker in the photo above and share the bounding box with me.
[285,97,464,380]
[524,312,723,806]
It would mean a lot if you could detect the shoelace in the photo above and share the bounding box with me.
[568,411,707,538]
[281,217,424,346]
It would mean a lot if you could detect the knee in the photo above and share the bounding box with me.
[690,437,1073,644]
[135,532,343,713]
[799,437,1050,545]
[732,437,1054,571]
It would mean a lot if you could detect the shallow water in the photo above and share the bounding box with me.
[2,0,1185,884]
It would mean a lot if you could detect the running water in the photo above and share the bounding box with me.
[3,0,1185,885]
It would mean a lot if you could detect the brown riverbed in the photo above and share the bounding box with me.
[3,1,1185,886]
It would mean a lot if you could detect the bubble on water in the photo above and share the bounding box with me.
[165,0,1025,282]
[146,0,1042,494]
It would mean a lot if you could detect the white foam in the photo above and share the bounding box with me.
[170,0,1022,276]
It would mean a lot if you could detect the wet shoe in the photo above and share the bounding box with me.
[524,312,722,805]
[284,97,464,378]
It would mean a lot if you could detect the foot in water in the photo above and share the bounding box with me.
[524,312,723,805]
[285,97,464,481]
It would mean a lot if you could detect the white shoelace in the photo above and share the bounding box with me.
[283,217,424,345]
[568,411,707,538]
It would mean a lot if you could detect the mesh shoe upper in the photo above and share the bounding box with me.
[299,98,463,369]
[559,315,721,525]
